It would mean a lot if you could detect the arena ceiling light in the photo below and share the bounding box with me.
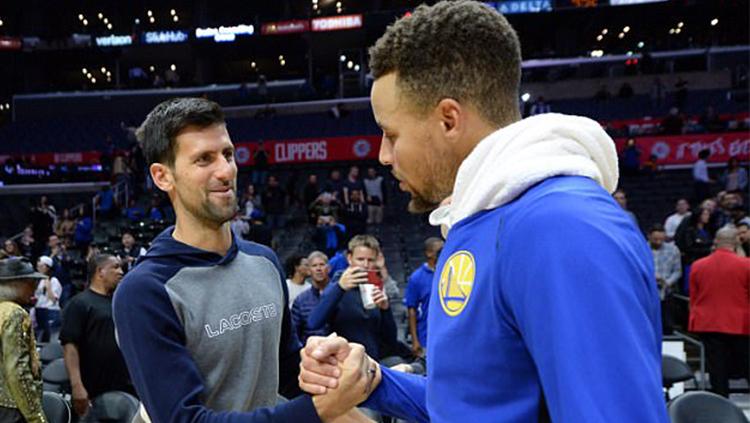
[354,64,360,71]
[170,64,177,71]
[596,35,603,41]
[339,55,346,62]
[601,29,608,35]
[0,18,4,27]
[623,26,630,33]
[98,13,104,20]
[250,61,256,68]
[78,14,84,21]
[521,93,531,102]
[637,41,644,48]
[710,18,719,26]
[618,32,625,39]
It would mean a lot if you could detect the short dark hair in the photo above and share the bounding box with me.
[369,0,522,126]
[87,253,115,283]
[136,97,225,166]
[698,149,711,160]
[649,224,666,234]
[285,254,307,276]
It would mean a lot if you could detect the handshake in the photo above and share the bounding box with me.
[298,334,382,422]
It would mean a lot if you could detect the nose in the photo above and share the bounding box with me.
[379,137,393,165]
[215,155,237,183]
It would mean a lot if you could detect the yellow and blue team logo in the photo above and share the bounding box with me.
[438,251,476,317]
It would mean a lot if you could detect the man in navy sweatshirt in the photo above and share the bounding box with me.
[113,98,377,422]
[298,2,669,422]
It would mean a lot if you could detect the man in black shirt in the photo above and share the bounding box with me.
[262,175,287,230]
[60,254,134,419]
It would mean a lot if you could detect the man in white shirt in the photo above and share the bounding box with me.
[692,149,714,202]
[34,255,62,342]
[363,168,385,224]
[285,254,311,307]
[664,198,691,242]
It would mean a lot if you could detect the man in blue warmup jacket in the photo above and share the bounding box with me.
[298,2,669,422]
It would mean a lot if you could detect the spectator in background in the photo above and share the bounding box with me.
[74,207,93,250]
[675,207,715,294]
[241,184,262,218]
[648,225,681,335]
[19,226,34,259]
[342,190,368,238]
[251,142,269,187]
[285,255,311,307]
[699,106,725,133]
[1,239,20,259]
[688,227,750,397]
[61,254,134,418]
[620,138,641,177]
[44,235,72,305]
[613,189,639,228]
[650,77,666,109]
[0,258,46,422]
[230,213,250,240]
[303,174,320,210]
[664,198,691,242]
[692,149,714,203]
[342,166,365,205]
[323,169,344,201]
[309,192,341,222]
[97,185,116,220]
[405,237,444,358]
[118,232,146,273]
[33,255,62,343]
[736,223,750,257]
[661,107,684,135]
[307,235,399,362]
[262,175,287,230]
[715,192,742,228]
[55,208,76,243]
[364,168,385,224]
[312,215,346,259]
[721,157,748,193]
[292,251,332,344]
[529,96,551,115]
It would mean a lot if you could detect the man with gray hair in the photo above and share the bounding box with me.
[292,251,332,344]
[0,258,47,422]
[689,226,750,397]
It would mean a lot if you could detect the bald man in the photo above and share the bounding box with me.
[689,226,750,397]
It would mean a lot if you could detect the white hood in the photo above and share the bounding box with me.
[429,113,619,236]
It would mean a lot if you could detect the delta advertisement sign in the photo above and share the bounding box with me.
[615,132,750,166]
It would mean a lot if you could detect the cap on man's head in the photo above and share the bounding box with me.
[38,256,54,268]
[0,258,47,282]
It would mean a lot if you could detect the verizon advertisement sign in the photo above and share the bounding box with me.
[311,14,363,32]
[261,20,310,35]
[615,132,750,166]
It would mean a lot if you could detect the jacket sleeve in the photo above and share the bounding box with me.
[361,367,429,422]
[113,273,320,423]
[307,282,345,330]
[1,308,45,423]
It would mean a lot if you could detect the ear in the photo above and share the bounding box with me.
[150,163,175,193]
[435,98,463,142]
[346,253,353,265]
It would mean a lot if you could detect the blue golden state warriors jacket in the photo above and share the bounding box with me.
[363,176,668,422]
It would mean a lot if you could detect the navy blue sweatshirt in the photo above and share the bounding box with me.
[113,227,321,422]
